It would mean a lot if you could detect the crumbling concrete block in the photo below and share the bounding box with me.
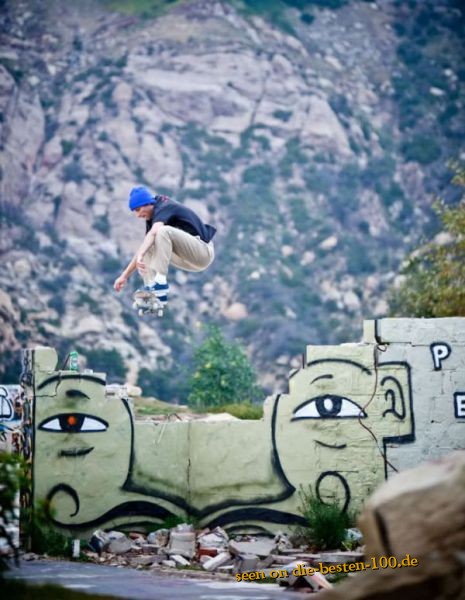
[228,539,276,558]
[171,554,190,567]
[234,553,259,574]
[147,529,169,548]
[167,525,196,559]
[107,531,132,555]
[203,552,232,572]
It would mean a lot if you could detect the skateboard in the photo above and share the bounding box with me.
[132,290,165,318]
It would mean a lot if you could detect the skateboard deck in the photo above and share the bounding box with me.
[132,290,165,318]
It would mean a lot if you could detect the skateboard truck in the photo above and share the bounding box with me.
[132,291,165,318]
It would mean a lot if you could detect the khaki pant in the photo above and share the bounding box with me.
[141,225,215,284]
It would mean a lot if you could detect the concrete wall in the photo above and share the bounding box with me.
[25,318,465,537]
[0,384,23,452]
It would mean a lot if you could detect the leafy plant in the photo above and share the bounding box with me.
[0,452,26,574]
[82,348,127,383]
[296,486,351,550]
[188,325,264,409]
[390,164,465,317]
[23,499,72,556]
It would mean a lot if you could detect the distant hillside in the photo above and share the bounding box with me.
[0,0,464,399]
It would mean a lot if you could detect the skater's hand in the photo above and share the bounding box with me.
[114,275,127,292]
[136,254,147,274]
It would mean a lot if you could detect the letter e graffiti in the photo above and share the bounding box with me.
[454,393,465,419]
[430,343,451,371]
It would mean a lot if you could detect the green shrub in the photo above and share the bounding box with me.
[93,214,111,235]
[60,140,74,156]
[25,499,72,556]
[137,365,189,403]
[273,109,293,122]
[188,325,264,409]
[402,136,441,165]
[0,452,27,574]
[296,486,351,550]
[83,348,127,383]
[63,160,85,183]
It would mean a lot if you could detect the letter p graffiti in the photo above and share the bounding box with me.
[430,343,451,371]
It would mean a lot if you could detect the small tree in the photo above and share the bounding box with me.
[188,326,263,409]
[390,164,465,317]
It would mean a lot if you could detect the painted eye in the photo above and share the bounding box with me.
[38,413,108,433]
[292,395,366,420]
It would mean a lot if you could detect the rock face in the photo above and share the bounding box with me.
[320,452,465,600]
[0,0,464,395]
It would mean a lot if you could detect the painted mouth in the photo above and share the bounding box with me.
[315,440,347,450]
[59,447,94,457]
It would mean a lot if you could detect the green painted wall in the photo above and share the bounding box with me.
[26,317,465,537]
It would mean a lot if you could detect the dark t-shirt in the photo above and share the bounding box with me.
[146,195,216,243]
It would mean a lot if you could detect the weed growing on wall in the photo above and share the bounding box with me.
[0,452,26,574]
[23,499,72,556]
[296,486,351,550]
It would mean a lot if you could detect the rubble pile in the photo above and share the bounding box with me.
[59,524,364,592]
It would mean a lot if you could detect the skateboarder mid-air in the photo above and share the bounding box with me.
[113,186,216,313]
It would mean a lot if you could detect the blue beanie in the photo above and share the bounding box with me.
[129,186,154,211]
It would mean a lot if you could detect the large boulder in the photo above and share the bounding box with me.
[320,452,465,600]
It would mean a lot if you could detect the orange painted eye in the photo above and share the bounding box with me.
[67,415,78,426]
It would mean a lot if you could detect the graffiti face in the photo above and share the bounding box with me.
[34,375,132,526]
[273,347,413,511]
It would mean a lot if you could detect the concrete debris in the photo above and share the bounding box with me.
[22,552,39,561]
[171,554,191,567]
[278,561,333,591]
[345,528,363,544]
[198,527,229,553]
[234,553,259,574]
[147,529,169,548]
[203,552,233,572]
[107,531,132,555]
[161,559,176,568]
[228,539,276,558]
[81,526,362,587]
[167,525,196,559]
[273,531,293,552]
[129,554,161,567]
[141,543,162,554]
[89,529,110,554]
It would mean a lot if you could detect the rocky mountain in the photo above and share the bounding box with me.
[0,0,464,399]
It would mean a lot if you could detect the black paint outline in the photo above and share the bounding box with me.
[381,361,415,480]
[291,395,367,420]
[38,413,109,433]
[380,376,406,420]
[430,342,452,371]
[315,471,351,513]
[454,392,465,419]
[306,358,372,376]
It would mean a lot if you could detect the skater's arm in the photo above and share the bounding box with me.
[114,254,137,292]
[136,221,164,261]
[114,223,164,292]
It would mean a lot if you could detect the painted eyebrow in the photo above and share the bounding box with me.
[66,390,90,399]
[311,374,333,384]
[37,374,106,390]
[307,358,372,376]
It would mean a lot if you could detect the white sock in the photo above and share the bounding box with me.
[154,273,167,285]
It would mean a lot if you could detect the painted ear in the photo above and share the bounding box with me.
[377,362,411,422]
